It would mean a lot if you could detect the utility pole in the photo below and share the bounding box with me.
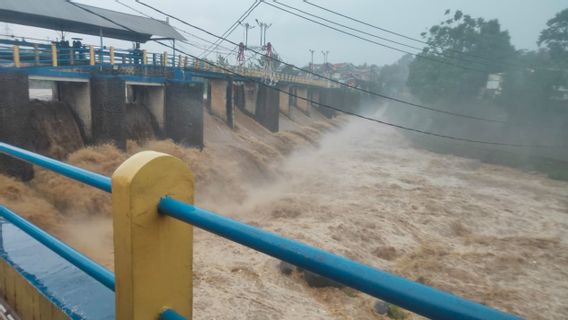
[263,23,272,46]
[309,49,315,71]
[255,19,272,46]
[240,22,255,48]
[255,19,264,46]
[321,50,330,81]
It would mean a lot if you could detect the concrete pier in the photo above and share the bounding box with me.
[296,87,310,115]
[0,73,33,180]
[255,85,280,132]
[278,85,292,118]
[90,76,127,149]
[165,81,204,148]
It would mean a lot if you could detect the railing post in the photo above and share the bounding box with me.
[183,56,188,69]
[33,44,39,66]
[111,151,194,320]
[89,46,95,66]
[143,50,148,65]
[51,44,58,67]
[110,46,115,65]
[12,46,20,68]
[162,51,168,67]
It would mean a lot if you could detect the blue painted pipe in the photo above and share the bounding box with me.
[160,309,187,320]
[159,197,521,320]
[0,142,111,193]
[0,206,115,291]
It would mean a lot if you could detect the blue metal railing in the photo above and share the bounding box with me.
[0,206,115,290]
[0,142,522,320]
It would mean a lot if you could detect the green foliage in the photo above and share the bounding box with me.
[407,10,515,104]
[538,8,568,65]
[216,54,229,67]
[373,54,412,95]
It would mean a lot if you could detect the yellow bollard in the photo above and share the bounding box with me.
[89,46,95,66]
[162,51,168,66]
[183,56,188,68]
[143,50,148,65]
[13,46,20,68]
[110,47,115,65]
[51,44,58,67]
[112,151,194,320]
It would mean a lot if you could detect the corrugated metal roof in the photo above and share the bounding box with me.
[0,0,185,42]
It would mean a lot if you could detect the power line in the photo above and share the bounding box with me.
[134,0,510,124]
[265,1,488,73]
[273,0,497,70]
[66,0,564,149]
[199,0,260,58]
[303,0,516,68]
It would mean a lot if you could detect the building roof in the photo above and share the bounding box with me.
[0,0,185,42]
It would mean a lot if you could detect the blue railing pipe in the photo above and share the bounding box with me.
[0,206,115,290]
[0,142,111,192]
[158,197,521,320]
[160,309,187,320]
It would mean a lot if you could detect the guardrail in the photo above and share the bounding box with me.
[0,40,332,87]
[0,142,521,320]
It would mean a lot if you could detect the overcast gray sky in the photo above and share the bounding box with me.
[4,0,567,67]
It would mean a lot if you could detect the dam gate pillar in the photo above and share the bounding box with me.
[255,85,280,132]
[90,75,127,150]
[0,73,33,180]
[209,78,234,128]
[165,81,204,148]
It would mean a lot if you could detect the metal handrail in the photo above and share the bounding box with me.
[0,142,521,320]
[0,206,115,290]
[0,143,111,192]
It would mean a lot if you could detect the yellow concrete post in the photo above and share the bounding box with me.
[110,47,115,65]
[183,56,188,68]
[143,50,148,65]
[162,51,168,66]
[51,44,58,67]
[178,54,182,67]
[13,46,20,68]
[89,46,95,66]
[112,151,194,320]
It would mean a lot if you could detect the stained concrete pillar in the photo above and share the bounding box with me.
[243,82,258,116]
[0,73,33,180]
[165,81,204,148]
[309,88,320,110]
[278,85,291,118]
[296,86,310,115]
[90,75,126,150]
[234,83,245,111]
[209,78,234,128]
[58,82,92,140]
[318,88,340,118]
[255,85,279,132]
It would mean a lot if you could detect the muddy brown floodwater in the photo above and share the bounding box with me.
[1,109,567,320]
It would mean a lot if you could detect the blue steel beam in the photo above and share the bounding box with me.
[0,206,115,291]
[0,142,111,192]
[158,197,521,320]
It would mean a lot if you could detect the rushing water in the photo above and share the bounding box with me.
[1,109,567,319]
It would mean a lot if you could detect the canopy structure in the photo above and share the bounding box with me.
[0,0,185,43]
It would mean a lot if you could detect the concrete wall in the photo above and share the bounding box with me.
[58,82,92,139]
[278,85,291,117]
[296,87,310,115]
[309,88,320,110]
[255,86,279,132]
[165,81,204,148]
[90,76,127,150]
[0,73,33,180]
[0,258,70,320]
[209,79,234,128]
[318,88,341,118]
[243,82,258,116]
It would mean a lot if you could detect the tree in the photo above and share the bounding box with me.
[407,10,515,106]
[538,8,568,65]
[216,54,229,67]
